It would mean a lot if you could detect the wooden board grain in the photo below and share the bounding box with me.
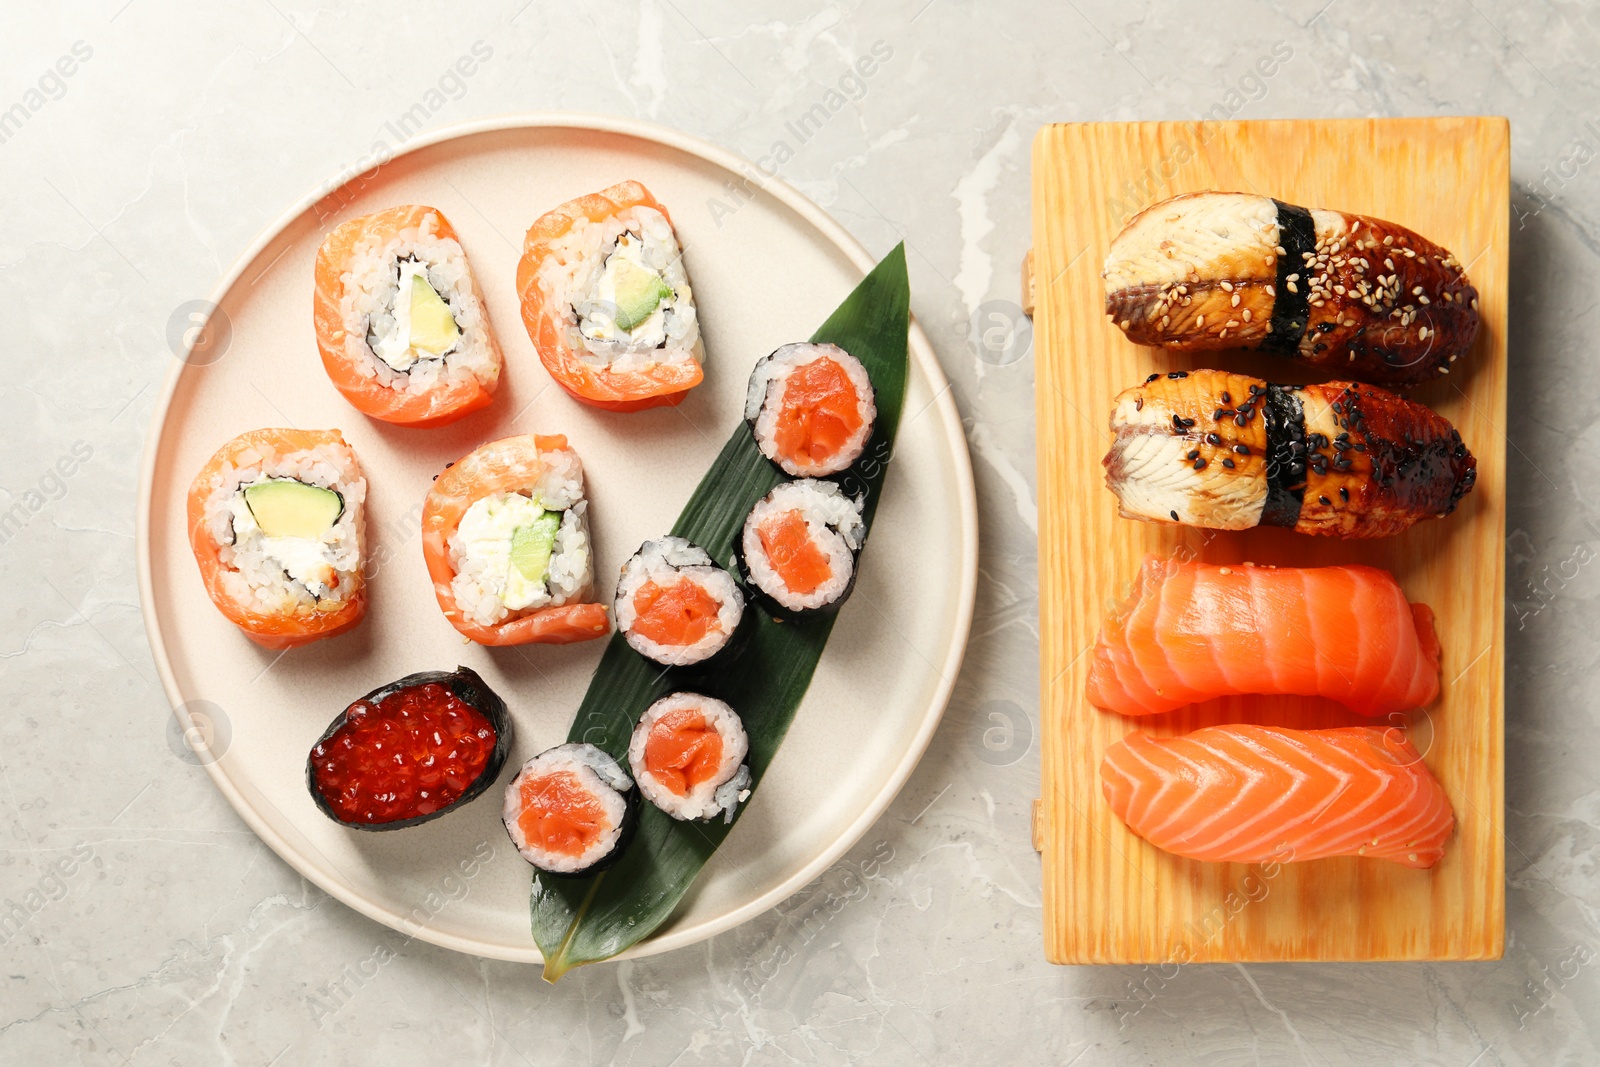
[1032,118,1508,964]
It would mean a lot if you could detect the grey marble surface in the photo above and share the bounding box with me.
[1,1,1595,1063]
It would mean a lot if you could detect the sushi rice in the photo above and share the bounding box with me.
[339,211,496,395]
[199,438,365,617]
[534,206,701,371]
[445,447,594,629]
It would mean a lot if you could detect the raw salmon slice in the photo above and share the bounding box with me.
[1087,557,1441,717]
[1101,725,1455,868]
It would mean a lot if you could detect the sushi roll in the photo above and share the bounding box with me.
[614,537,744,667]
[503,743,637,876]
[515,181,704,412]
[745,343,877,477]
[186,428,366,649]
[314,205,503,427]
[307,667,512,831]
[627,693,751,824]
[735,479,865,618]
[421,434,609,646]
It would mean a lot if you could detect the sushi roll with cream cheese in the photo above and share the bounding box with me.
[421,435,609,646]
[735,479,865,618]
[516,181,704,412]
[314,205,502,427]
[614,537,744,667]
[627,693,751,824]
[746,343,877,476]
[503,744,636,876]
[186,428,367,648]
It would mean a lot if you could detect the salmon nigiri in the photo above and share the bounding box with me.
[1088,558,1440,717]
[421,434,609,645]
[1101,725,1456,868]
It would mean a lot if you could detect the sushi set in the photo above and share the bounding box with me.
[1033,117,1508,962]
[138,117,976,967]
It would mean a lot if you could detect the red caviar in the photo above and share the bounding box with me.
[312,682,495,824]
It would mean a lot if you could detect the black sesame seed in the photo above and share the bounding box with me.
[1222,457,1236,469]
[1187,449,1200,461]
[1233,444,1250,455]
[1170,509,1180,521]
[1193,458,1207,470]
[1205,432,1222,446]
[1338,486,1349,501]
[1235,414,1248,427]
[1319,495,1331,506]
[1172,414,1185,430]
[1220,392,1232,404]
[1135,397,1143,411]
[1147,373,1161,383]
[1167,371,1188,379]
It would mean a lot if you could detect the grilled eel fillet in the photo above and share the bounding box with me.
[1104,369,1476,538]
[1103,192,1480,387]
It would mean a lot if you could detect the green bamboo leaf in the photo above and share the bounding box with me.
[530,243,912,981]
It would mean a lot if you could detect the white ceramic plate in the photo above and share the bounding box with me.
[137,114,976,964]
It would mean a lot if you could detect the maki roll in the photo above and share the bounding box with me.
[746,343,877,476]
[421,434,609,646]
[627,693,751,824]
[314,205,503,427]
[735,479,865,618]
[503,744,637,876]
[515,181,704,412]
[615,537,745,667]
[307,667,511,831]
[186,428,366,649]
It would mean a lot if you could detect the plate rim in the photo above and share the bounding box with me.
[134,111,979,965]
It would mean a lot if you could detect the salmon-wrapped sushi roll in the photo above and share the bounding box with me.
[515,181,704,412]
[314,205,502,427]
[186,428,367,649]
[421,434,609,646]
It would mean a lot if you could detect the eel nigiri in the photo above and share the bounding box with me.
[421,434,609,646]
[515,181,704,412]
[1104,369,1476,538]
[1088,557,1440,717]
[1103,191,1479,386]
[314,205,503,427]
[1101,725,1456,868]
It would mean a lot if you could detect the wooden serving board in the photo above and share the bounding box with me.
[1032,118,1508,963]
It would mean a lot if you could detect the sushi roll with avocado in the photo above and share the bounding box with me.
[735,479,865,618]
[314,205,503,427]
[614,537,745,667]
[746,343,877,477]
[186,428,367,648]
[627,693,751,824]
[421,434,609,646]
[516,181,704,412]
[502,743,637,876]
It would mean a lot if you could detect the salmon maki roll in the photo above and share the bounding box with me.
[421,435,609,646]
[1101,725,1456,868]
[627,693,751,823]
[314,205,503,427]
[186,428,367,649]
[746,343,877,477]
[1088,557,1441,717]
[503,743,638,876]
[614,537,744,667]
[515,181,704,412]
[734,479,865,618]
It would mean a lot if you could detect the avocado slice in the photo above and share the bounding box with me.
[243,480,343,539]
[408,271,460,356]
[611,259,674,332]
[509,511,562,582]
